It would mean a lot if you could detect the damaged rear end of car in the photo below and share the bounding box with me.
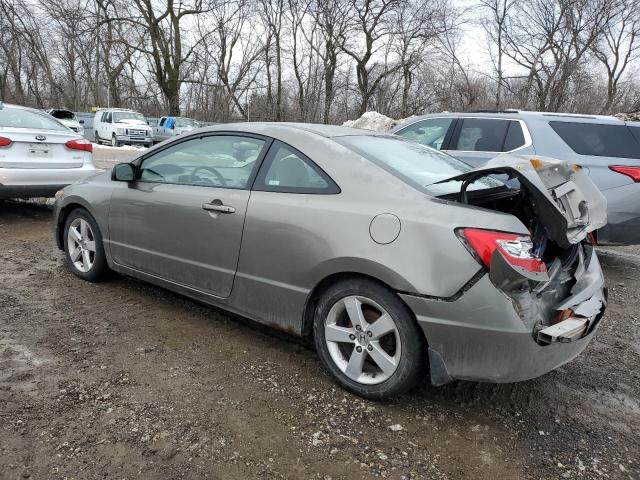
[404,155,608,385]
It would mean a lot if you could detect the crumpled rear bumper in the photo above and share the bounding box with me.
[400,251,606,385]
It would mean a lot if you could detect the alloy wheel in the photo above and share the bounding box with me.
[67,218,96,273]
[324,295,401,385]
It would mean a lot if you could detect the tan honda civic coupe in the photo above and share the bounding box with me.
[53,123,608,399]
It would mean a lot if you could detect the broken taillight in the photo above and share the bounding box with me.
[459,228,547,273]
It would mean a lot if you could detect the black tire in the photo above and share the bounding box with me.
[63,208,110,282]
[111,134,120,147]
[313,278,427,400]
[144,142,152,148]
[94,131,100,144]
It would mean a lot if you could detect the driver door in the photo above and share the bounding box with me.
[108,133,268,298]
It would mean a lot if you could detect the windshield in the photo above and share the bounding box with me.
[335,135,502,195]
[0,106,68,131]
[113,111,145,122]
[175,118,198,128]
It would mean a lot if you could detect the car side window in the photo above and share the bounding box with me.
[549,121,640,159]
[451,118,510,152]
[254,141,340,194]
[159,118,165,127]
[395,118,454,150]
[503,121,526,151]
[138,135,266,189]
[106,112,112,123]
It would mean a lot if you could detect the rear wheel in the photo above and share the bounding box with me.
[63,208,109,282]
[313,278,427,399]
[94,131,100,144]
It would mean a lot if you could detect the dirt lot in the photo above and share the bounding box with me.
[1,196,639,479]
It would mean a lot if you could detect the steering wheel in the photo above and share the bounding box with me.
[190,166,227,187]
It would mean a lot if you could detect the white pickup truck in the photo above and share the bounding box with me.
[152,116,201,144]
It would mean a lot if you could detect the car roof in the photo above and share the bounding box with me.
[1,102,32,111]
[1,103,59,116]
[200,122,390,139]
[398,110,625,125]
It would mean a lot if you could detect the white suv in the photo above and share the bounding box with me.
[93,108,153,147]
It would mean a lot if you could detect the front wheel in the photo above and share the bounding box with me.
[63,208,109,282]
[111,134,120,147]
[313,278,427,400]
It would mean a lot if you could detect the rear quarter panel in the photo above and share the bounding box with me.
[230,136,530,333]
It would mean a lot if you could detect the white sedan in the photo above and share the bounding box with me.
[0,102,97,199]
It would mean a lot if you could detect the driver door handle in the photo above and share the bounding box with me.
[202,202,235,214]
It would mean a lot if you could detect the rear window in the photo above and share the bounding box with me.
[549,121,640,159]
[335,135,501,195]
[0,106,68,131]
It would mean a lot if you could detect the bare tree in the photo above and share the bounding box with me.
[591,0,640,113]
[503,0,611,111]
[259,0,286,120]
[479,0,517,108]
[308,0,351,123]
[340,0,402,115]
[389,0,448,117]
[206,0,264,120]
[0,0,26,103]
[1,0,639,121]
[117,0,211,115]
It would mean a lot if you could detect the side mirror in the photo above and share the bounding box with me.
[79,119,85,124]
[112,163,135,182]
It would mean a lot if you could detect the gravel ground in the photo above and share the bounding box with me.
[0,180,639,478]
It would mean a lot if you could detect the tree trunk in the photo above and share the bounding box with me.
[323,61,335,124]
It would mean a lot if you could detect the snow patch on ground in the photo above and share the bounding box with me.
[92,143,149,152]
[343,111,400,132]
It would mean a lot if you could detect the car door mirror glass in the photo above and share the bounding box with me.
[112,163,135,182]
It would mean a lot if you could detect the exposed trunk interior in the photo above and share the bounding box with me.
[439,183,580,267]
